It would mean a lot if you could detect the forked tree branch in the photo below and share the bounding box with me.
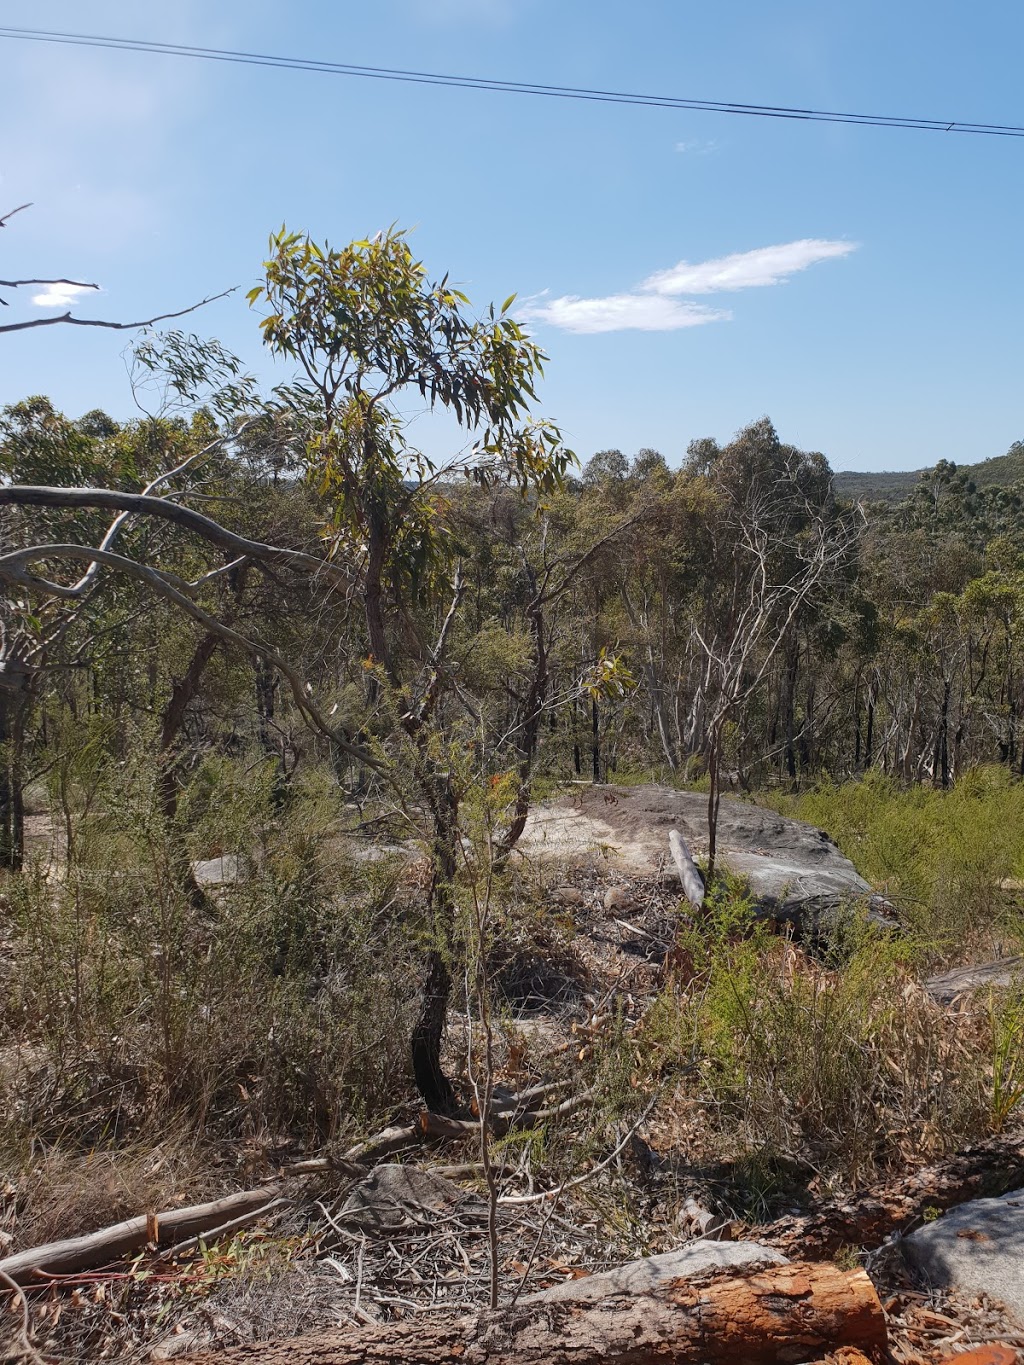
[0,485,353,587]
[0,543,383,771]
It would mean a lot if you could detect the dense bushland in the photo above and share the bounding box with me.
[2,226,1024,1259]
[0,742,417,1158]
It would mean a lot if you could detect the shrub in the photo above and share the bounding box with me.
[642,893,990,1193]
[0,745,418,1156]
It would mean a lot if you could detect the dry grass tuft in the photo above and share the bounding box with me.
[2,1135,218,1253]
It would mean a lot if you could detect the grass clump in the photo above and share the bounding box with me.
[641,890,991,1198]
[0,741,419,1177]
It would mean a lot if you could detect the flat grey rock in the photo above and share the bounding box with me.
[925,958,1024,1005]
[901,1187,1024,1324]
[192,854,247,886]
[526,1241,786,1304]
[519,784,888,937]
[339,1164,484,1231]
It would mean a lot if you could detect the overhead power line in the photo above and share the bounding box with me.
[3,25,1024,139]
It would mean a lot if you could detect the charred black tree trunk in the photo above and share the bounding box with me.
[410,771,460,1115]
[0,683,29,872]
[783,633,799,782]
[933,679,951,790]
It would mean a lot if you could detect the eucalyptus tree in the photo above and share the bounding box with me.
[682,420,859,873]
[0,225,573,1113]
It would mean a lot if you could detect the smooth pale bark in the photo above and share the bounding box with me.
[184,1262,886,1365]
[669,828,705,909]
[0,1185,282,1285]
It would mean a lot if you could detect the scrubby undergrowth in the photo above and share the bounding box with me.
[3,762,1024,1358]
[772,764,1024,965]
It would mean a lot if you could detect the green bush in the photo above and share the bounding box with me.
[0,745,418,1153]
[772,767,1024,965]
[642,891,990,1192]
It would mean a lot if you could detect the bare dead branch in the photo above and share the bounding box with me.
[0,485,353,588]
[0,288,235,335]
[0,277,98,290]
[66,419,262,597]
[0,203,32,229]
[0,544,382,770]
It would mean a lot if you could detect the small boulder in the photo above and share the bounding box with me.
[551,886,585,908]
[925,958,1024,1006]
[191,854,247,887]
[604,885,633,912]
[901,1187,1024,1325]
[339,1164,484,1232]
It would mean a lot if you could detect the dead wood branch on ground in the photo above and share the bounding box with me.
[183,1261,886,1365]
[0,1184,284,1286]
[0,1083,578,1286]
[747,1130,1024,1260]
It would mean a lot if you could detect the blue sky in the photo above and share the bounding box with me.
[2,0,1022,474]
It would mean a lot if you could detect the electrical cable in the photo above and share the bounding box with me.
[2,25,1024,138]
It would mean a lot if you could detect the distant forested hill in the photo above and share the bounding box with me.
[834,439,1024,502]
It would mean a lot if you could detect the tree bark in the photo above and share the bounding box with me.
[496,577,548,856]
[591,695,601,783]
[411,947,456,1115]
[158,630,221,824]
[0,684,28,871]
[409,769,460,1115]
[184,1261,886,1365]
[747,1130,1024,1261]
[706,719,724,880]
[669,828,705,909]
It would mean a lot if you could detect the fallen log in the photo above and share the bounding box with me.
[185,1260,886,1364]
[0,1087,570,1287]
[748,1129,1024,1260]
[0,1184,283,1286]
[669,827,705,909]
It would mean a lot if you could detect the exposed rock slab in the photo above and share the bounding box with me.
[191,854,247,887]
[901,1187,1024,1325]
[519,784,886,932]
[925,957,1024,1005]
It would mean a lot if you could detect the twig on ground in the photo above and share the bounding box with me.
[159,1197,290,1262]
[0,1265,46,1365]
[498,1096,659,1206]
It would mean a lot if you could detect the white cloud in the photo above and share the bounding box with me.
[643,238,856,296]
[674,138,718,155]
[523,237,856,333]
[31,282,98,308]
[520,293,729,334]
